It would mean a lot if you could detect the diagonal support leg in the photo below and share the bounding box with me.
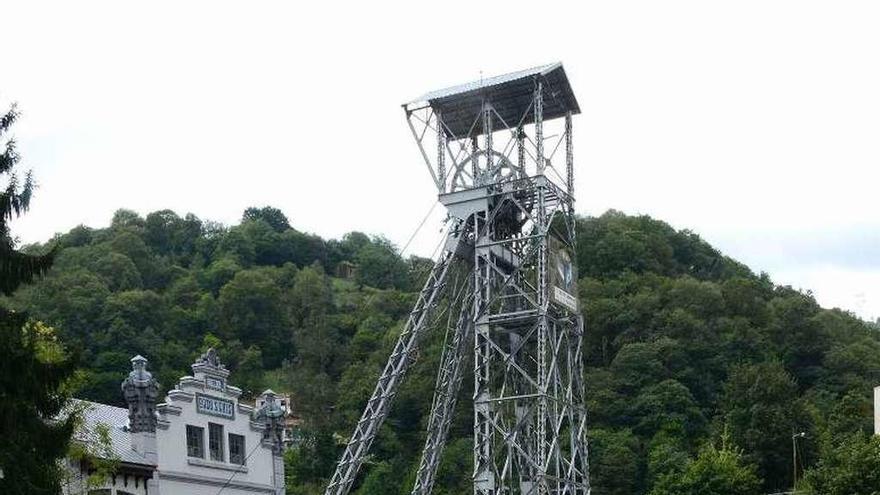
[325,221,464,495]
[411,281,475,495]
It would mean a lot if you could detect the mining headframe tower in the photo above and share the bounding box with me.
[326,62,590,495]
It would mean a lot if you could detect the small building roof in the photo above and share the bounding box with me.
[406,62,580,138]
[72,399,156,467]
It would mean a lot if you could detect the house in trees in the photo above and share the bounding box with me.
[335,260,356,280]
[63,349,286,495]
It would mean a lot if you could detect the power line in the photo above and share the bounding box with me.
[215,438,266,495]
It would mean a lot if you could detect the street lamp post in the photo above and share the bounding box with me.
[792,432,806,491]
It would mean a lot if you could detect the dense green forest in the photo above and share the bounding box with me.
[6,206,880,494]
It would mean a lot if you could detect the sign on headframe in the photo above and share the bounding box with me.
[550,236,579,313]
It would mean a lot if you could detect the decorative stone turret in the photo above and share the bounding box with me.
[122,355,160,433]
[254,389,286,495]
[254,389,285,452]
[121,355,160,470]
[192,347,231,391]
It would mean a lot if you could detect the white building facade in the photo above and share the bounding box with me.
[65,349,285,495]
[874,385,880,435]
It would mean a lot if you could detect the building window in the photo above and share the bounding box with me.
[229,433,246,465]
[209,422,224,461]
[186,425,204,458]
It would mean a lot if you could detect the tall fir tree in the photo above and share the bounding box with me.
[1,103,53,292]
[0,101,76,494]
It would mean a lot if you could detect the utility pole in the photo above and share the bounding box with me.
[792,432,806,492]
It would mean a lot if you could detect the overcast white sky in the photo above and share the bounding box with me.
[2,1,878,321]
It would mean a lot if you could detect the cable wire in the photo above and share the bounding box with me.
[400,200,439,257]
[215,437,268,495]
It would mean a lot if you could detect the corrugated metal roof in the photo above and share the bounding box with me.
[406,62,579,138]
[407,63,563,104]
[71,399,155,466]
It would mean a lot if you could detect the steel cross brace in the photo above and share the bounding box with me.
[324,220,465,495]
[411,281,475,495]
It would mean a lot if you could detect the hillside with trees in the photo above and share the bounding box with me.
[6,206,880,494]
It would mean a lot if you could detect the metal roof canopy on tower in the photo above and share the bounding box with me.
[406,62,580,138]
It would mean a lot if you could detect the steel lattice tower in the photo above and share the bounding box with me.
[326,63,589,495]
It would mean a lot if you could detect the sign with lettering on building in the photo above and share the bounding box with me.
[205,376,225,391]
[196,393,235,419]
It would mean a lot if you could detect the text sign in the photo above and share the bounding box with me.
[553,286,579,313]
[196,393,235,420]
[549,237,579,313]
[206,376,225,391]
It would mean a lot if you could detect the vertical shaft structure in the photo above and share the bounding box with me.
[331,63,587,495]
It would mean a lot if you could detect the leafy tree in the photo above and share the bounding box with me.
[75,351,130,406]
[201,256,242,294]
[216,227,257,265]
[283,229,327,269]
[285,428,339,492]
[218,269,290,367]
[818,337,880,396]
[589,428,643,495]
[429,438,473,495]
[0,318,78,494]
[145,209,182,255]
[59,224,94,248]
[649,433,761,495]
[575,210,747,281]
[103,289,166,331]
[768,293,829,388]
[94,252,142,291]
[720,361,811,491]
[355,237,408,290]
[234,344,266,399]
[631,379,705,440]
[287,367,336,429]
[144,209,202,262]
[63,410,120,492]
[645,426,690,486]
[804,432,880,495]
[109,208,145,231]
[823,389,873,440]
[109,229,165,287]
[353,461,400,495]
[243,206,291,233]
[13,268,111,342]
[289,266,343,381]
[335,232,370,261]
